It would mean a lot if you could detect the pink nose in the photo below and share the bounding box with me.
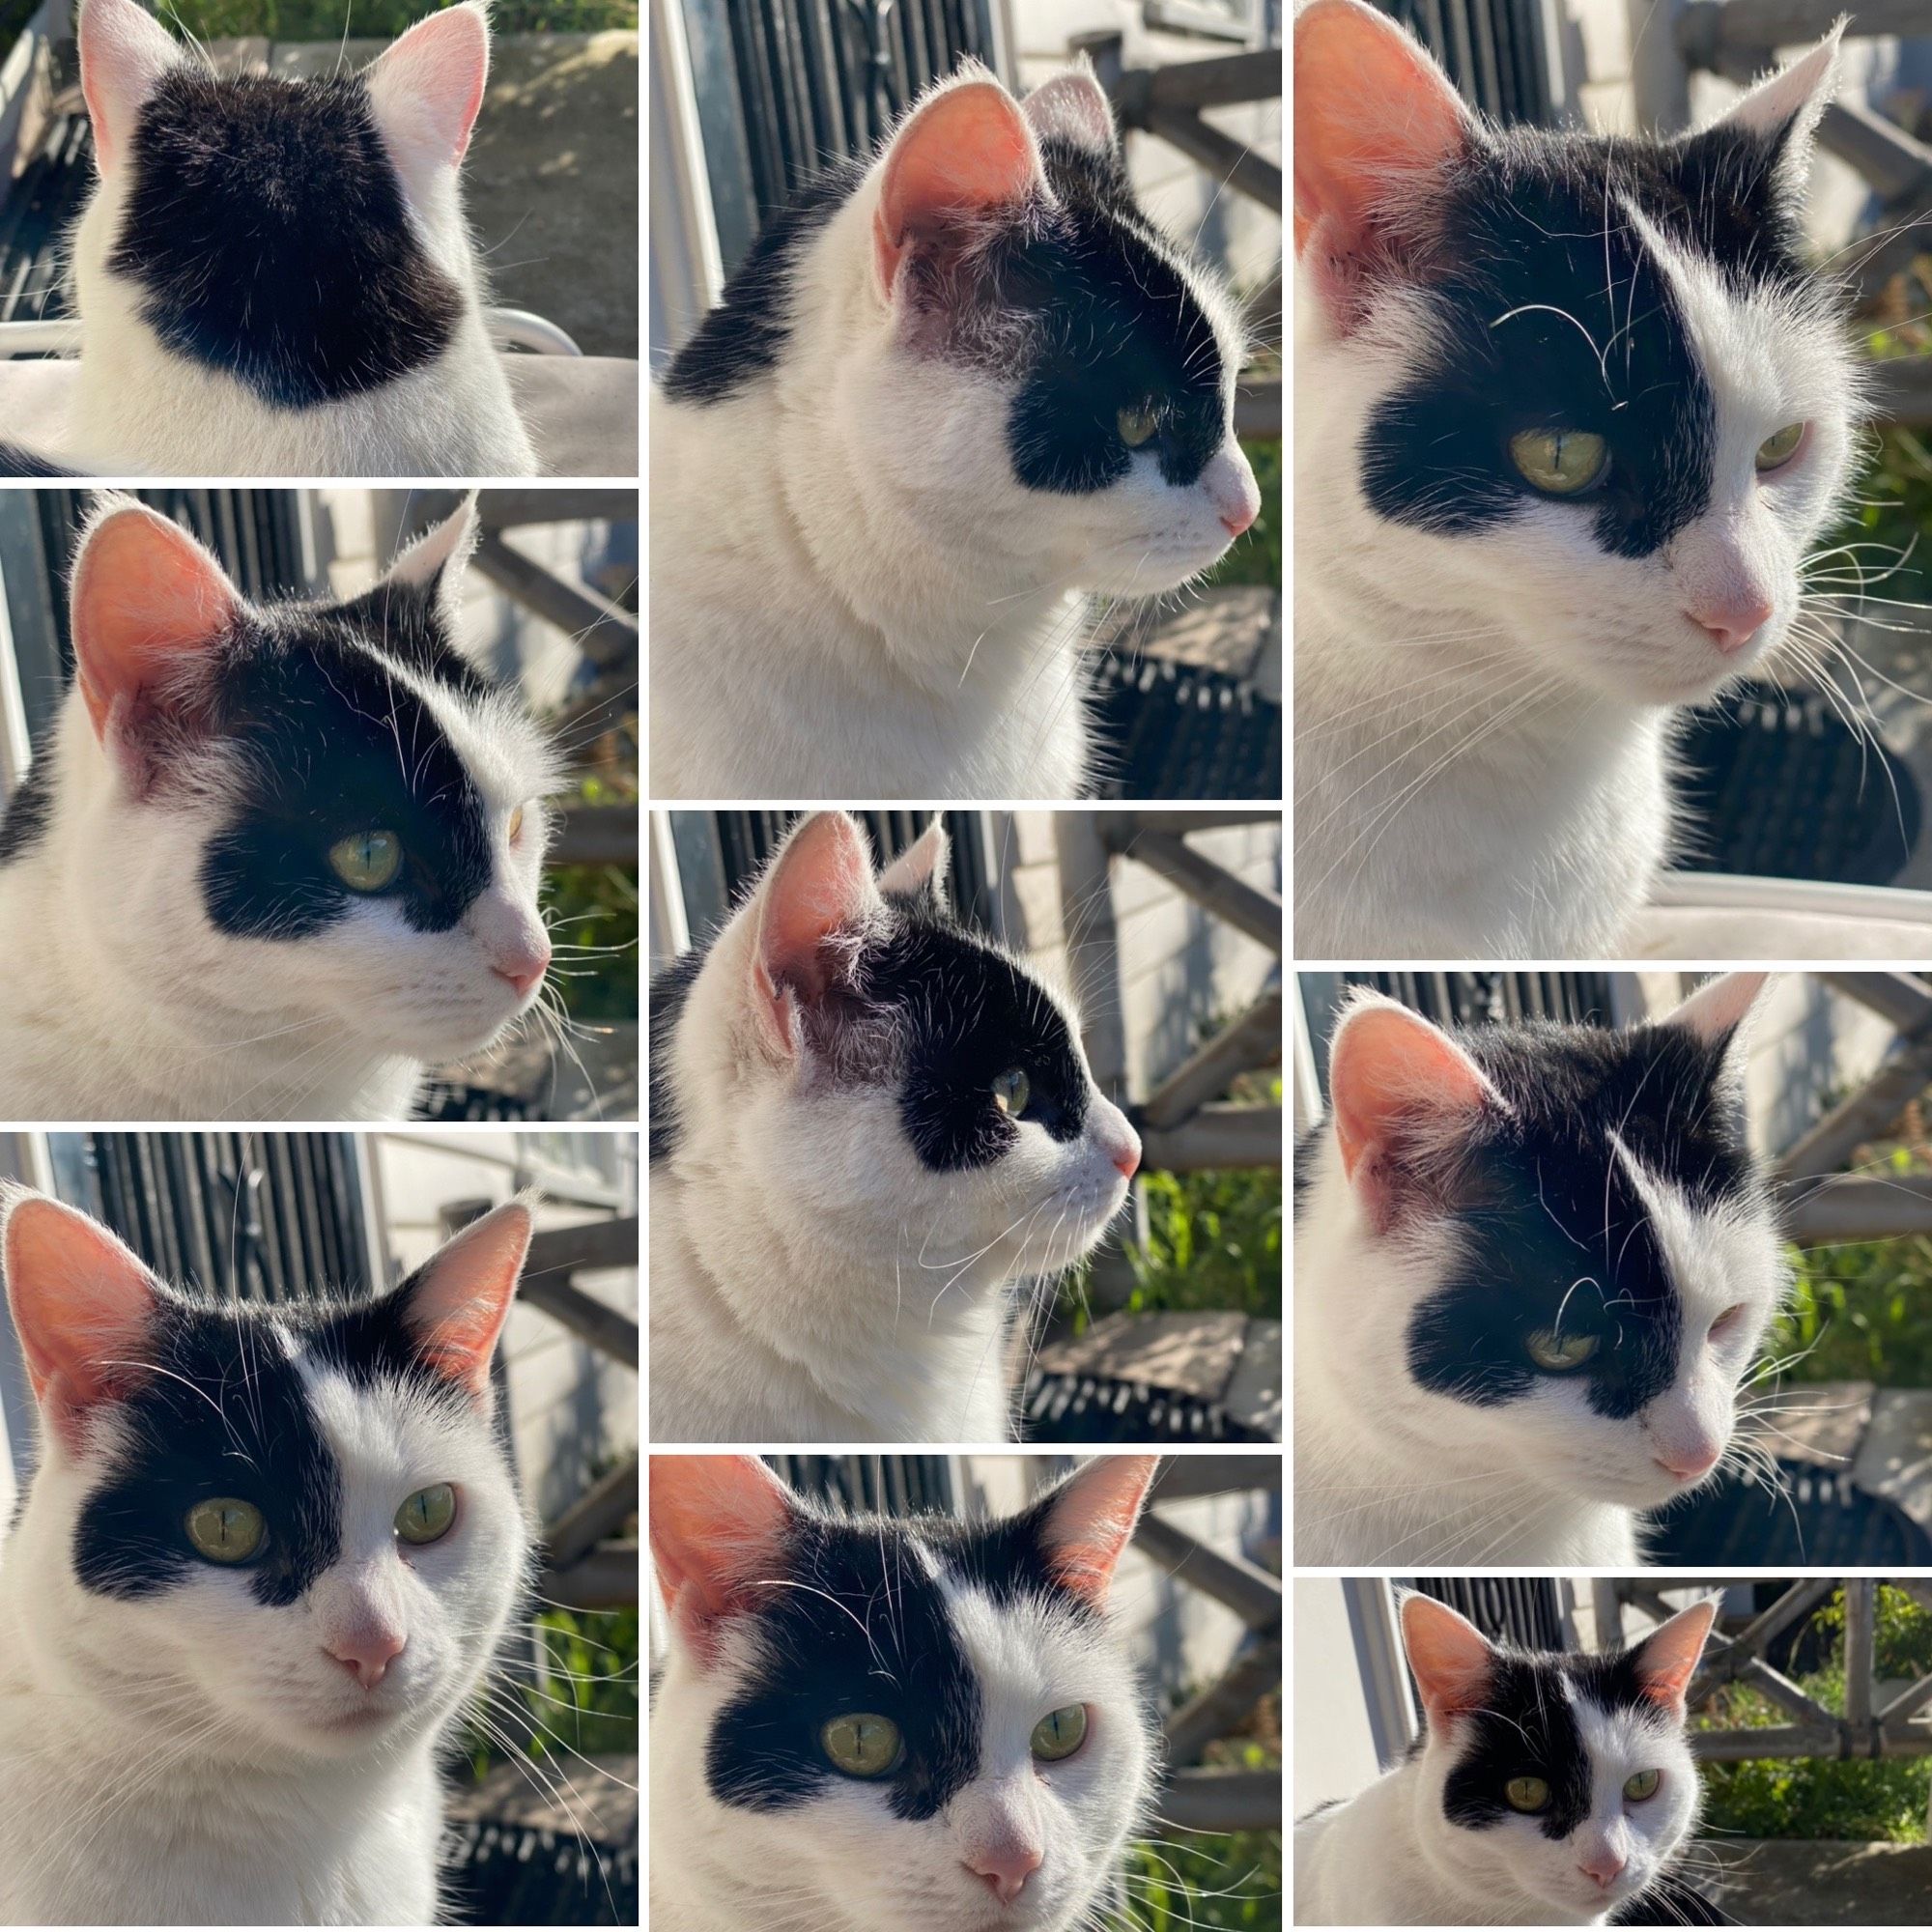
[1113,1126,1142,1179]
[493,945,551,1000]
[1579,1852,1626,1889]
[965,1844,1042,1905]
[1219,500,1257,537]
[325,1629,406,1690]
[1687,593,1772,654]
[1656,1447,1719,1481]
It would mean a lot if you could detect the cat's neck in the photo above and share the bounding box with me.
[0,708,422,1120]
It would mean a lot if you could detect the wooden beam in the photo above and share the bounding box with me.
[469,530,639,669]
[526,1217,639,1277]
[1117,810,1280,836]
[1869,354,1932,428]
[1151,1455,1283,1502]
[1156,1769,1281,1831]
[1817,972,1932,1037]
[1143,108,1283,213]
[549,803,639,867]
[1679,0,1932,57]
[519,1272,639,1368]
[1784,1175,1932,1243]
[1164,1636,1283,1765]
[1817,99,1932,203]
[1141,989,1283,1130]
[479,488,636,530]
[1116,829,1284,952]
[541,1453,639,1570]
[1141,48,1282,113]
[539,1543,640,1610]
[1132,1511,1281,1630]
[1141,1104,1283,1173]
[1235,375,1281,439]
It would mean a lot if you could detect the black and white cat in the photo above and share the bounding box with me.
[649,1451,1158,1932]
[0,495,558,1120]
[651,60,1261,799]
[1294,972,1784,1565]
[1296,1593,1715,1925]
[8,0,533,477]
[0,1187,535,1923]
[1293,0,1858,955]
[649,812,1141,1442]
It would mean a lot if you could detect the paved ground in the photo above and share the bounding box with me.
[271,31,639,357]
[1697,1837,1932,1923]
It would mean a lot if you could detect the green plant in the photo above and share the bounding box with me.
[1202,438,1283,592]
[465,1605,639,1783]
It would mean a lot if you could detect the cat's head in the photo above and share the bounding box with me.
[1295,0,1857,704]
[1402,1593,1712,1918]
[651,811,1141,1280]
[649,1453,1157,1932]
[41,494,557,1066]
[1305,972,1783,1511]
[0,1188,533,1758]
[71,0,487,409]
[667,61,1261,597]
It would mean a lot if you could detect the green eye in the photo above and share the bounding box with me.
[327,830,402,893]
[992,1067,1031,1117]
[1505,1776,1550,1813]
[1031,1704,1088,1762]
[395,1483,456,1545]
[1526,1328,1600,1373]
[1508,427,1609,497]
[1117,404,1160,449]
[821,1713,902,1777]
[185,1497,266,1564]
[1755,421,1804,471]
[1624,1768,1662,1802]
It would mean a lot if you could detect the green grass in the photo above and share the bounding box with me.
[1696,1586,1932,1842]
[152,0,637,40]
[1202,437,1282,591]
[464,1605,639,1783]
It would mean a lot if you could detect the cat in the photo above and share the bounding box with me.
[1293,0,1859,956]
[650,59,1262,800]
[1294,971,1784,1566]
[0,1187,535,1924]
[5,0,534,478]
[649,810,1142,1442]
[0,493,559,1121]
[648,1450,1158,1932]
[1295,1592,1716,1926]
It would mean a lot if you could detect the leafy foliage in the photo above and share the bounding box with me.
[465,1605,639,1783]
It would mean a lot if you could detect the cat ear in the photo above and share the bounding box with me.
[874,75,1043,300]
[1327,995,1499,1198]
[0,1190,160,1449]
[395,1196,532,1395]
[1665,972,1772,1051]
[1033,1454,1159,1609]
[78,0,183,175]
[749,812,880,1060]
[365,0,491,196]
[876,820,950,900]
[1629,1601,1717,1716]
[1294,0,1471,326]
[1704,27,1840,187]
[384,492,480,617]
[650,1454,799,1662]
[1021,63,1116,156]
[1400,1593,1496,1720]
[70,501,240,765]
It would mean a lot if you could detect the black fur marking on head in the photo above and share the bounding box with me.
[862,890,1089,1171]
[111,69,463,410]
[75,1273,490,1605]
[193,591,494,942]
[648,946,705,1165]
[1360,119,1827,557]
[705,1492,1093,1817]
[1404,1016,1760,1416]
[0,758,56,866]
[658,166,857,405]
[0,441,73,477]
[1439,1638,1674,1841]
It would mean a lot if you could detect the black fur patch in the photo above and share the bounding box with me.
[71,1265,476,1607]
[648,946,704,1165]
[706,1482,1094,1817]
[0,441,73,477]
[1361,118,1827,557]
[1401,1015,1761,1417]
[1438,1636,1675,1842]
[111,68,463,411]
[0,758,56,865]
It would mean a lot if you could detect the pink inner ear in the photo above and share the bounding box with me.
[873,80,1040,297]
[1040,1454,1158,1607]
[71,507,238,742]
[368,2,489,177]
[79,0,181,174]
[1634,1603,1717,1710]
[650,1456,796,1661]
[1329,1002,1491,1181]
[751,814,876,1057]
[1402,1595,1494,1718]
[403,1200,531,1392]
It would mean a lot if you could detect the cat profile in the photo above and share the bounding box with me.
[0,494,559,1121]
[649,811,1141,1442]
[1293,0,1858,955]
[1294,972,1784,1566]
[650,59,1261,800]
[648,1451,1158,1932]
[0,1188,535,1924]
[13,0,535,477]
[1296,1593,1716,1925]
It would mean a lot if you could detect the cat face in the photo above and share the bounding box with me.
[650,1454,1157,1932]
[0,1190,531,1760]
[71,0,487,411]
[652,812,1141,1281]
[663,64,1260,597]
[3,495,558,1070]
[1403,1595,1711,1919]
[1307,973,1783,1512]
[1296,0,1855,704]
